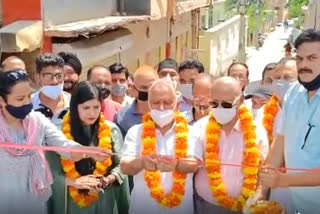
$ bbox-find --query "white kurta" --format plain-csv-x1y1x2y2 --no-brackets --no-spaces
122,123,202,214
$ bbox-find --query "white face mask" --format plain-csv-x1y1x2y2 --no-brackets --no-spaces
150,109,175,128
212,108,237,125
40,83,64,100
273,80,296,100
178,83,193,100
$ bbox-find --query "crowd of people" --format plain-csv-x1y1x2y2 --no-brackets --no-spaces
0,28,320,214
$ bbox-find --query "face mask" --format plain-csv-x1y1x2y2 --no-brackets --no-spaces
111,83,127,97
137,90,148,101
97,85,111,99
150,109,175,128
178,83,193,100
298,74,320,91
6,103,33,119
273,80,295,100
41,83,64,100
212,108,237,125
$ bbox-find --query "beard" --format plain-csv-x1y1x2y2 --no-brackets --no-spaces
63,80,77,93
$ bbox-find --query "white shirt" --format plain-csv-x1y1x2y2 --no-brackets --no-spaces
255,105,283,136
177,95,193,123
122,123,202,214
193,116,269,205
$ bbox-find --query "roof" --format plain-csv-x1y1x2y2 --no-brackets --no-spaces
45,16,151,38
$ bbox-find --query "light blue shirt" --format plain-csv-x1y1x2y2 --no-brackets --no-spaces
281,82,320,213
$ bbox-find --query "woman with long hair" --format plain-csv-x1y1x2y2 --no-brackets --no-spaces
47,81,129,214
0,69,109,214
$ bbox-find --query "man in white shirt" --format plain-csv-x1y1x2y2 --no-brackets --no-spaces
120,78,202,214
194,77,269,214
32,53,70,129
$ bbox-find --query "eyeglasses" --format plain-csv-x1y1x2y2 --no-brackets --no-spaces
7,69,28,80
42,72,64,81
209,96,241,109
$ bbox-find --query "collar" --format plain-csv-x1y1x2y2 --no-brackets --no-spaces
155,121,176,136
127,100,140,115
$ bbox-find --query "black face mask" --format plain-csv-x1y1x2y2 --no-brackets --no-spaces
137,90,148,101
97,86,111,99
6,103,33,119
298,74,320,91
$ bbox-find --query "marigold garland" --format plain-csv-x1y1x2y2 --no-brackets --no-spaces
263,95,279,145
205,104,260,211
61,112,112,208
142,112,188,208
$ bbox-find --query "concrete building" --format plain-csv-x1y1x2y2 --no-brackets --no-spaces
302,0,320,31
0,0,211,80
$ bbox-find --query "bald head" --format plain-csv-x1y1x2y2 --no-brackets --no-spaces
134,65,158,92
2,56,26,72
273,58,297,82
148,78,176,111
212,76,242,103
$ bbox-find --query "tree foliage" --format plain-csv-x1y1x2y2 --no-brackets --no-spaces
288,0,309,18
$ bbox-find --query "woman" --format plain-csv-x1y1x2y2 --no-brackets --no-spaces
0,69,109,214
47,81,129,214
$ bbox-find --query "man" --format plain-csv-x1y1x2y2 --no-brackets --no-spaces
261,63,277,85
245,86,273,118
250,29,320,214
120,78,201,214
191,73,214,124
227,62,249,91
32,53,69,128
177,59,204,123
114,65,158,137
158,58,179,89
87,65,122,122
58,52,82,94
109,63,134,106
127,73,136,98
194,77,269,214
272,57,298,83
1,56,26,72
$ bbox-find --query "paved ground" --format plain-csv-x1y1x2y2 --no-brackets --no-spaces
246,24,298,82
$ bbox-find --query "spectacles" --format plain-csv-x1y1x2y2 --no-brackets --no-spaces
7,69,28,80
42,72,64,81
209,96,241,109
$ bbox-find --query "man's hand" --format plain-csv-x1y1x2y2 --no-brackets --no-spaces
157,155,178,172
142,154,158,171
243,186,268,213
259,166,288,188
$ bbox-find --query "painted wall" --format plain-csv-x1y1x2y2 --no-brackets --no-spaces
42,0,117,27
199,15,241,76
53,12,193,78
303,0,320,31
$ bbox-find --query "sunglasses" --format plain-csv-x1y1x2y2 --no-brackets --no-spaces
7,69,28,80
209,96,241,109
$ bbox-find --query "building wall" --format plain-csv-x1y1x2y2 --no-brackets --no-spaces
42,0,117,27
53,12,193,78
198,15,241,76
303,0,320,31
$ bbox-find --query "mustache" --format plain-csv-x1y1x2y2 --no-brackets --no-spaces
298,68,313,74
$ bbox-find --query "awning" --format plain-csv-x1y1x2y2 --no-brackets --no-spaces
0,20,43,52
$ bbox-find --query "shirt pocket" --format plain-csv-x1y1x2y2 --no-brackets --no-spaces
302,125,320,159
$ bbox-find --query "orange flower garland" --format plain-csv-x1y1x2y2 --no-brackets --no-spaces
142,112,188,208
61,112,112,208
205,104,260,211
263,95,279,145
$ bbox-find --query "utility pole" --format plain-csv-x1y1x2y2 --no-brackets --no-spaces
238,0,247,63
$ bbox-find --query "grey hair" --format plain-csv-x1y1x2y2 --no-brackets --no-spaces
148,77,177,107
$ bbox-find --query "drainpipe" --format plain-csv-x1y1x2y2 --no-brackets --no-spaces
118,0,125,15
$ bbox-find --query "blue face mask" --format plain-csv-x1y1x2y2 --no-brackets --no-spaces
6,103,33,119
